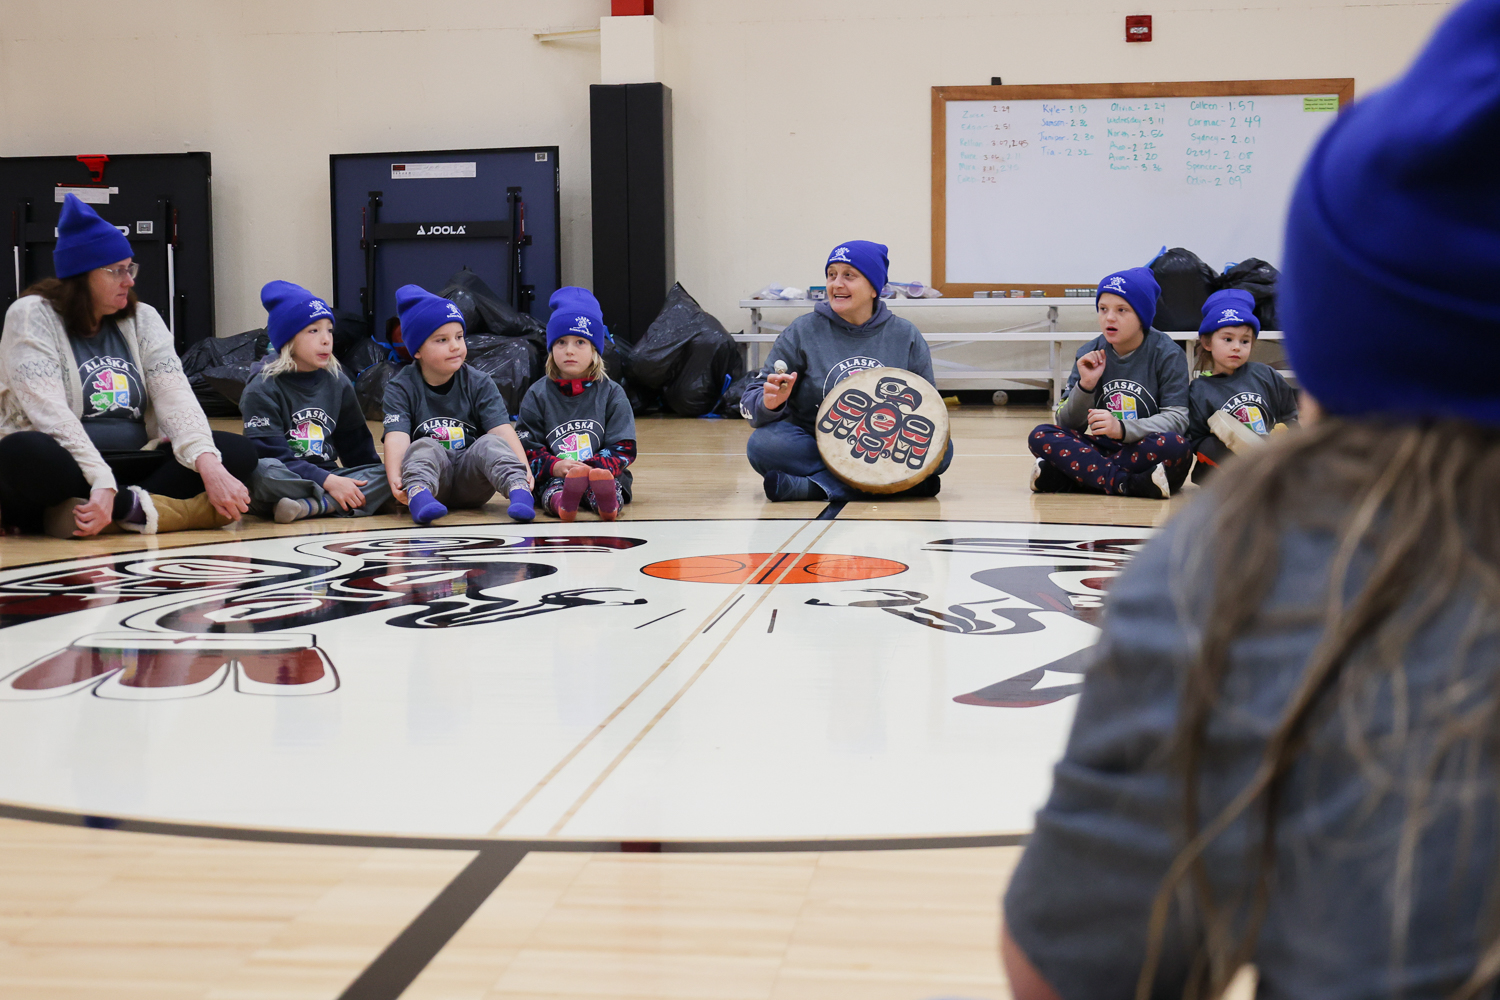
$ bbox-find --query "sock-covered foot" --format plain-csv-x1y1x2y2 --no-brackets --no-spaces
1030,459,1076,494
762,471,827,503
507,485,535,521
1122,465,1169,500
587,468,620,522
407,488,448,524
116,487,149,526
557,467,590,523
273,496,330,524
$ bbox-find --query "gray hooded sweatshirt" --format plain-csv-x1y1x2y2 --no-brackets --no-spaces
741,301,936,430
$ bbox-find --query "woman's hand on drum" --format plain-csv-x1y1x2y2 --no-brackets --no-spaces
197,453,251,522
1086,408,1124,440
72,487,116,537
762,372,798,410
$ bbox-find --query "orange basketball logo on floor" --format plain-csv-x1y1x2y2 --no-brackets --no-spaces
641,552,907,585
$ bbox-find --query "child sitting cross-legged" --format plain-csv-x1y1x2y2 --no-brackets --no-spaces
241,281,394,523
380,284,534,525
517,287,636,522
1028,267,1193,499
1186,288,1299,484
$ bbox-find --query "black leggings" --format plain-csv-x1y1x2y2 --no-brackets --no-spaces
0,430,259,533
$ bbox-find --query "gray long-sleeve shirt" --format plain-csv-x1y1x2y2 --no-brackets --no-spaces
1055,329,1190,443
741,301,936,430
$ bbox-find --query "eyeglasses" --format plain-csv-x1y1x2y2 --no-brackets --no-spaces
99,263,139,281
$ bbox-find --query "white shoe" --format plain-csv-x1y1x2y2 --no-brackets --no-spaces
1150,463,1171,499
1029,458,1045,493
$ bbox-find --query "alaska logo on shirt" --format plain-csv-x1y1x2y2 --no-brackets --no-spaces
824,356,883,392
1097,379,1156,421
549,419,603,462
87,367,132,414
1224,391,1269,435
288,407,335,457
417,417,470,450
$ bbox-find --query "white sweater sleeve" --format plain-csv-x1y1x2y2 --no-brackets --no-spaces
133,305,220,469
0,297,117,491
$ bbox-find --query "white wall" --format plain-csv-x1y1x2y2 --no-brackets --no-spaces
1,0,1454,340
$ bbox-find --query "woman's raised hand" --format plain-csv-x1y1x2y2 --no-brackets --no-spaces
762,372,798,410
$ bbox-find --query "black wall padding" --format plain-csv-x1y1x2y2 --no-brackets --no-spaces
590,83,674,344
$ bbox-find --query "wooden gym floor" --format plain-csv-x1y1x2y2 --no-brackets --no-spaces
0,405,1187,1000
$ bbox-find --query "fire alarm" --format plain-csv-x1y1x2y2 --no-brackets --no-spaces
1126,15,1152,42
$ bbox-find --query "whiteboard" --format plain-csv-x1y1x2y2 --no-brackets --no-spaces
941,91,1342,284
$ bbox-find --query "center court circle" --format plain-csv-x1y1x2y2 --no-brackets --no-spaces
640,552,908,585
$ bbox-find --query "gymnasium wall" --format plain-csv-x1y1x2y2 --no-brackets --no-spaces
0,0,1454,340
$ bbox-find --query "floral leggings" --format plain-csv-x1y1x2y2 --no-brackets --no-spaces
1028,424,1193,495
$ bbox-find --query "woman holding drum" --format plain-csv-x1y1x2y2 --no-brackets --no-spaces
743,240,954,502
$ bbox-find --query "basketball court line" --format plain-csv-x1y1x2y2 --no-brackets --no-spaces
486,522,818,836
545,519,840,835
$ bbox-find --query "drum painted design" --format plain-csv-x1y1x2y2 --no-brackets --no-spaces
815,367,950,494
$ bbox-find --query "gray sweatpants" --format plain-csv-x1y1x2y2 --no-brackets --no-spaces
402,435,528,509
250,458,394,518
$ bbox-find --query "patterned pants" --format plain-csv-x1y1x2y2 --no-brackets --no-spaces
1027,425,1192,495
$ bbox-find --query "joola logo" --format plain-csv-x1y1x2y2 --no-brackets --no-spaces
1220,308,1242,321
415,225,467,236
830,246,853,263
1103,276,1127,292
570,316,591,335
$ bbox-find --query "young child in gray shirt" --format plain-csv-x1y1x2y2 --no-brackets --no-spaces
380,285,533,525
242,281,392,523
518,287,635,521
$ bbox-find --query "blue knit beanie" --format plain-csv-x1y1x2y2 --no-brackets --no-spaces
261,280,335,351
396,284,466,356
1282,0,1500,424
1199,288,1261,336
826,241,889,296
546,286,609,352
1095,267,1160,332
53,194,134,279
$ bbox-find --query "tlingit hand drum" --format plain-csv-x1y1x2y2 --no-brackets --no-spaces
815,367,950,494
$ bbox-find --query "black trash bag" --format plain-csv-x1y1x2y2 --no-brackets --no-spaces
1215,258,1281,332
466,334,543,416
341,335,390,375
201,365,256,408
621,283,744,416
714,371,754,419
600,337,623,383
332,309,370,360
1148,248,1216,332
662,333,744,417
354,360,404,422
180,328,270,417
439,267,546,347
623,378,665,416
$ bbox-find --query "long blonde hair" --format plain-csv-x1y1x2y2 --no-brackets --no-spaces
260,341,342,380
1139,419,1500,999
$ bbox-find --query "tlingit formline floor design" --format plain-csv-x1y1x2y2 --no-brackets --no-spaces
0,406,1194,1000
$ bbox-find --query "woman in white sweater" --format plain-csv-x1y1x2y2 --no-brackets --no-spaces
0,194,254,536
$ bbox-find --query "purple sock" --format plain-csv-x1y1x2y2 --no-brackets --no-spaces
407,488,448,524
507,486,535,521
113,487,147,525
